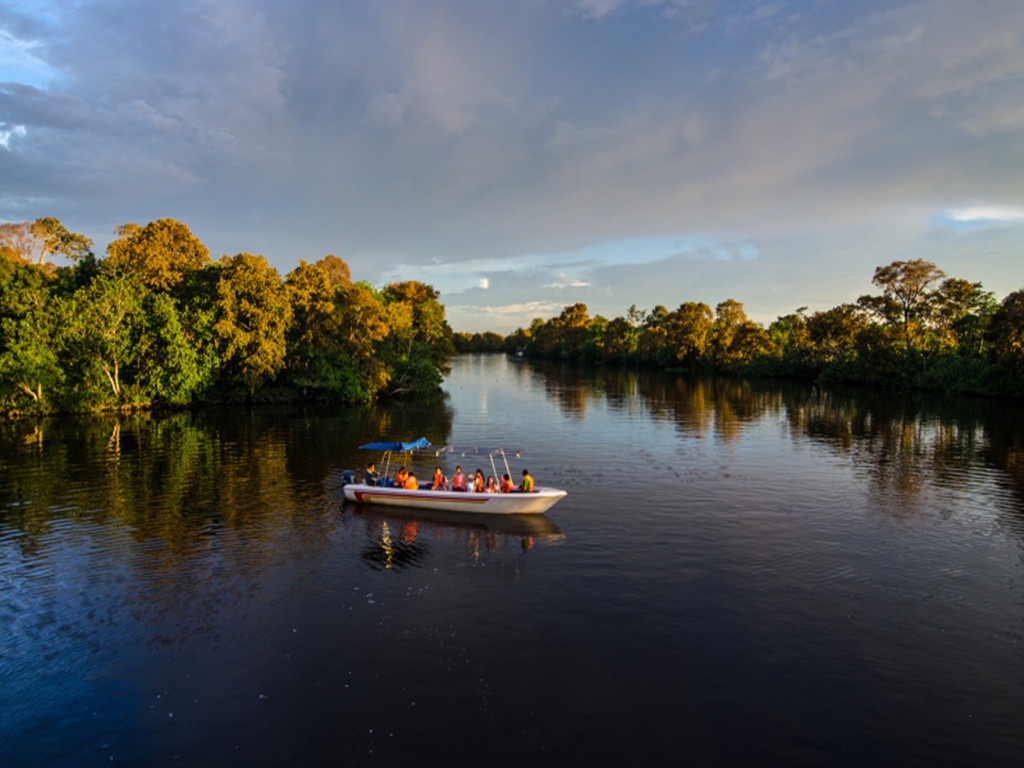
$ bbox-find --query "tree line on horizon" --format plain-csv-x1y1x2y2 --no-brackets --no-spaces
0,217,455,415
456,259,1024,397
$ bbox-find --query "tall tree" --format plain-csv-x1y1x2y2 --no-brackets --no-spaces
806,304,868,364
0,261,64,405
710,299,748,366
932,278,996,354
64,270,148,402
315,255,352,288
0,218,92,267
107,218,210,294
661,301,714,368
213,253,292,396
858,259,946,353
987,289,1024,390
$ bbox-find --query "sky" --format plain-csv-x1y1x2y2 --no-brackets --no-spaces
1,0,1022,332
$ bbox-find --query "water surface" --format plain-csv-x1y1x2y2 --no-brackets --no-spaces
2,355,1023,766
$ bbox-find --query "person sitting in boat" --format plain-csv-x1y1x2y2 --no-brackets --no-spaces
519,469,534,493
395,467,408,486
451,465,467,492
403,472,418,490
432,466,446,490
486,475,498,493
474,469,486,492
364,462,380,487
500,474,513,493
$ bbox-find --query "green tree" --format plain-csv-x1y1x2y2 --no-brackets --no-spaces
858,259,946,354
213,253,292,397
710,299,748,367
987,290,1024,391
132,292,209,405
63,270,148,403
932,278,996,354
333,282,391,399
533,303,591,359
378,281,455,392
806,304,869,365
660,302,713,368
0,261,64,406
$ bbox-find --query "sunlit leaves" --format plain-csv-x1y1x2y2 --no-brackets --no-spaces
107,218,210,294
213,253,292,396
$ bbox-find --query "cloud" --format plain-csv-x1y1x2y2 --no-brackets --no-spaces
2,0,1023,329
478,277,490,289
0,121,26,148
545,274,592,289
0,26,58,89
946,206,1024,223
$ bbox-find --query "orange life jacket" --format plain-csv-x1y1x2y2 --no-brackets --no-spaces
452,472,466,491
500,478,513,493
433,470,445,489
404,476,418,490
520,474,534,493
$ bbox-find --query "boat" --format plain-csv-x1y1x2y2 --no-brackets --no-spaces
341,439,567,515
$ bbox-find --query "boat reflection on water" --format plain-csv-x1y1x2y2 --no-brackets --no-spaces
350,504,564,571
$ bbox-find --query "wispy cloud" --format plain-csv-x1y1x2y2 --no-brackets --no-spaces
946,206,1024,223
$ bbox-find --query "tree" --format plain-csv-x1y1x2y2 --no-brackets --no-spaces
533,303,591,359
987,290,1024,390
0,218,92,267
375,281,455,393
660,302,713,368
315,255,352,288
213,253,292,396
332,282,390,399
107,218,210,293
710,299,748,366
63,270,148,402
131,292,209,405
0,261,64,405
806,304,868,364
858,259,946,353
767,310,811,371
932,278,996,354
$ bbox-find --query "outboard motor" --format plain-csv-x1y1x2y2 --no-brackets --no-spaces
340,470,357,487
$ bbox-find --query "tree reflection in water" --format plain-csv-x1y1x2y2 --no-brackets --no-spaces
525,358,1024,527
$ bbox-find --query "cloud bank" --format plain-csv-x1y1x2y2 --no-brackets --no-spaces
1,0,1022,329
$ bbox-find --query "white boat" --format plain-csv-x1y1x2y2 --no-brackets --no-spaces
341,439,567,516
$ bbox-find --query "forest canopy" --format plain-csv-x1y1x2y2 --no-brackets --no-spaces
489,259,1024,398
0,217,455,414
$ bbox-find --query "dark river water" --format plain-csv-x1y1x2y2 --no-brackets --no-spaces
3,354,1024,767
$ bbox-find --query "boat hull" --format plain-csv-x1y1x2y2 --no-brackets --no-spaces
342,483,566,515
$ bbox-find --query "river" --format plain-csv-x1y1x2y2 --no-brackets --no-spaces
2,354,1023,766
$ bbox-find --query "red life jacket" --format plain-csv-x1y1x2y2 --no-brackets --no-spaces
433,470,445,489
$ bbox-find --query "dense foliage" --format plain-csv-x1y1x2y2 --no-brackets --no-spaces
500,259,1024,398
0,218,454,414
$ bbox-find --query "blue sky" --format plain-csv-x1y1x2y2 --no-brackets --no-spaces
1,0,1022,331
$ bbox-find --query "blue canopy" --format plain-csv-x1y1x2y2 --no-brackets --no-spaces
358,437,431,452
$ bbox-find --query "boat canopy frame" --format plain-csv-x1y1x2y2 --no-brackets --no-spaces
358,439,526,485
